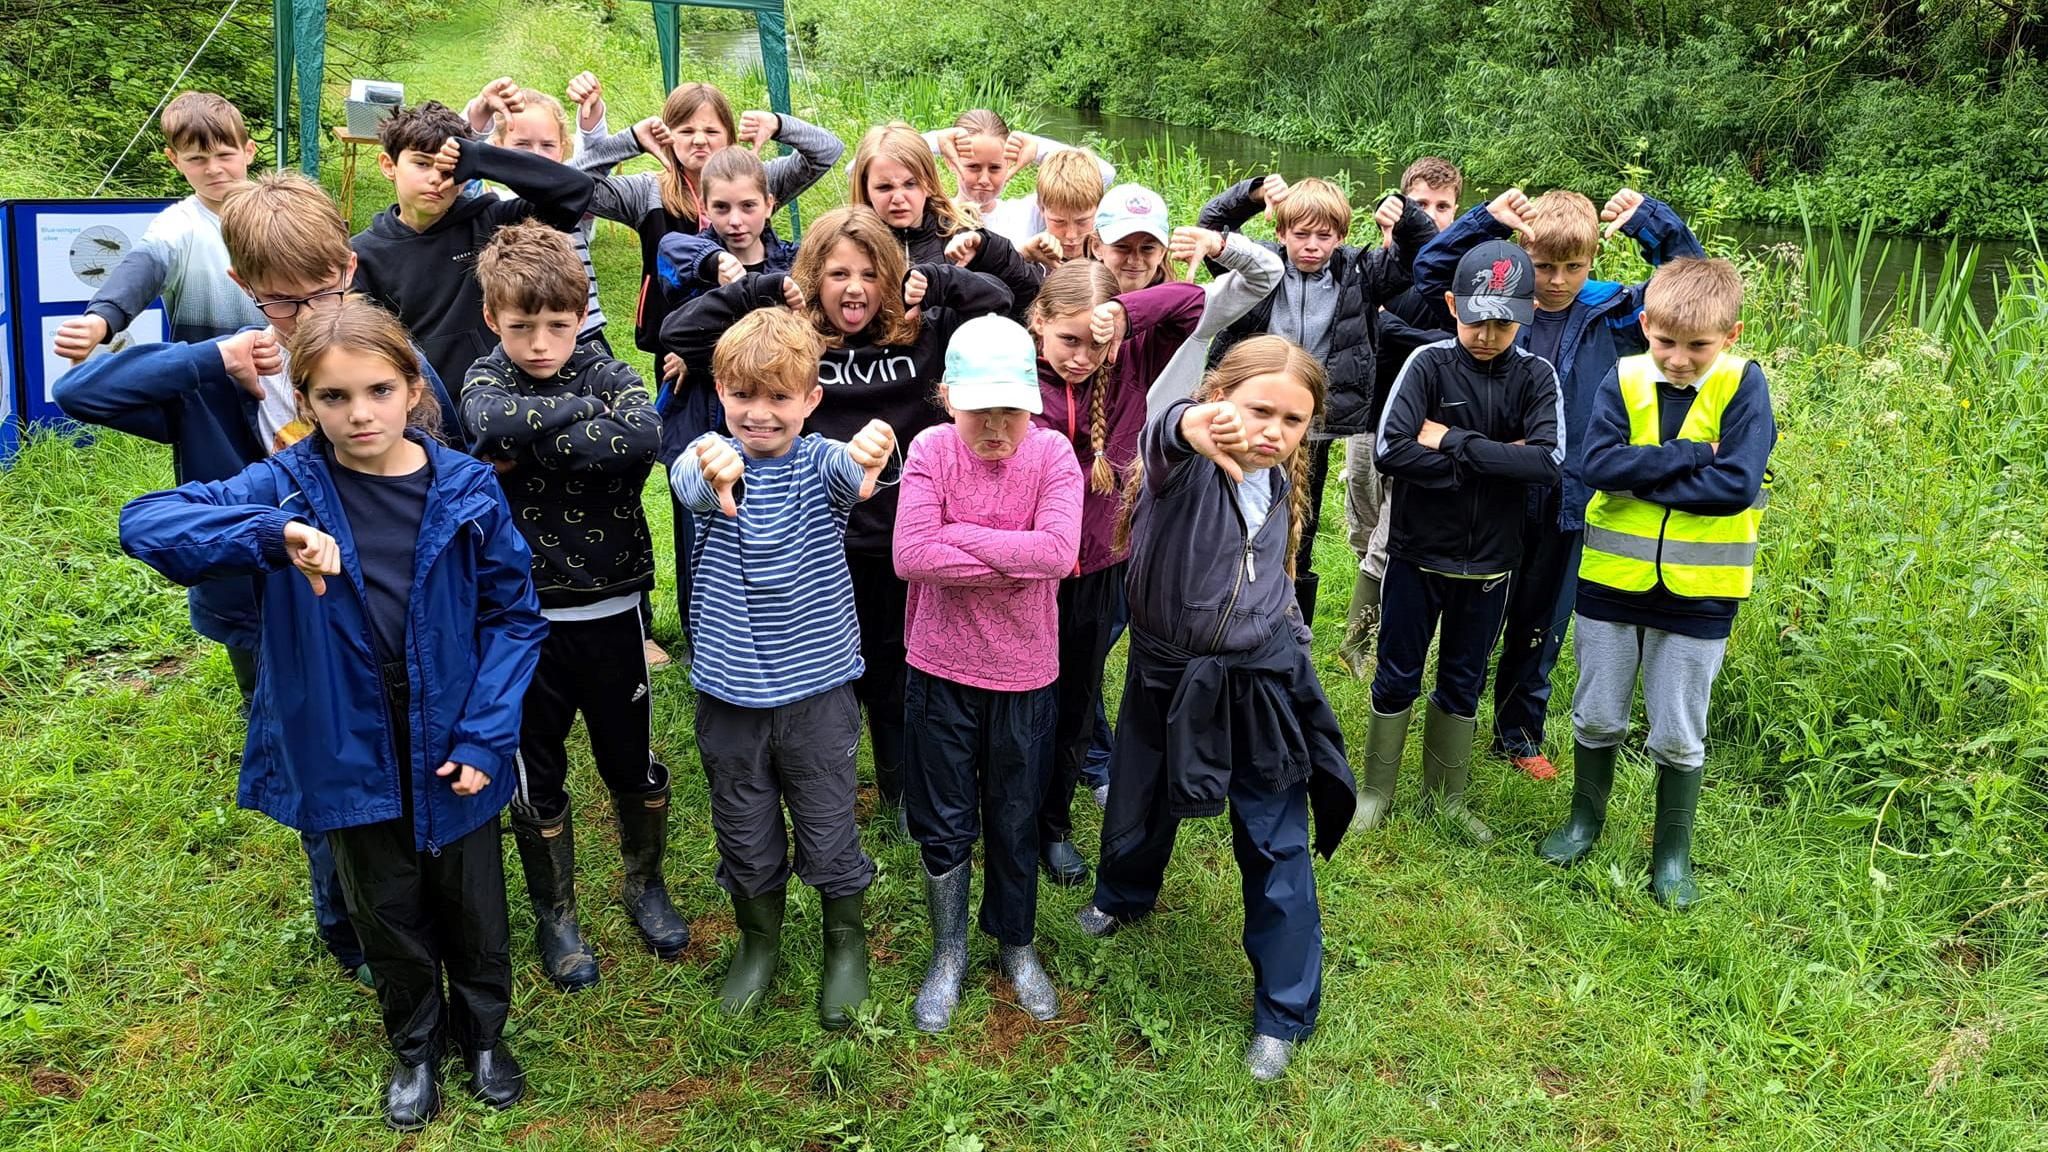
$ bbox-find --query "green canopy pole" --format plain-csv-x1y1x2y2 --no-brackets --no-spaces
294,0,328,176
753,6,799,238
273,0,294,171
655,2,681,92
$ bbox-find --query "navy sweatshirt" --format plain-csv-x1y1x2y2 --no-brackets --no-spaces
351,139,594,395
1576,358,1777,639
1375,339,1564,575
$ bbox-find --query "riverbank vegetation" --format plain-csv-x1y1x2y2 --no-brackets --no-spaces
1,1,2044,1148
793,0,2048,238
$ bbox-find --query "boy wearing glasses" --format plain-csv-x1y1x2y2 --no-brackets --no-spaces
52,172,455,988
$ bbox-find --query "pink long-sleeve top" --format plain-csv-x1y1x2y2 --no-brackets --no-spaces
893,423,1085,691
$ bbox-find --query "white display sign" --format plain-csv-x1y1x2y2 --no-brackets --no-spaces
34,211,164,302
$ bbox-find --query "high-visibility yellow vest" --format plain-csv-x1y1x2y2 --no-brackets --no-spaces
1580,353,1767,600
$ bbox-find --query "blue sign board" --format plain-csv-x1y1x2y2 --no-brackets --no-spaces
1,198,176,462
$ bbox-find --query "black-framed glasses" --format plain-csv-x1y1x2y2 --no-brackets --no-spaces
253,287,348,320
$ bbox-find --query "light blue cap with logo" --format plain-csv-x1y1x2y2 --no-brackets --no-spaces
943,315,1043,414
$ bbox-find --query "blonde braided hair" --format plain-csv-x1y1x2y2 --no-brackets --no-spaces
1030,261,1124,494
1111,335,1326,574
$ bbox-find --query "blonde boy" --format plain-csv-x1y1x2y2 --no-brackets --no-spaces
53,92,264,361
1412,178,1703,779
1539,257,1775,908
1018,148,1112,267
670,308,894,1028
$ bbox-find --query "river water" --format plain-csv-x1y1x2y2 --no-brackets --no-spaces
697,30,2031,315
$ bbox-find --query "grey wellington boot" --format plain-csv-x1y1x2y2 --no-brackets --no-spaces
912,863,971,1032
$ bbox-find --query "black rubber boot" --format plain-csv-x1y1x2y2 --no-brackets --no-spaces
1538,742,1618,866
874,757,909,840
509,806,600,991
614,780,690,960
1039,839,1090,887
1650,761,1704,909
1293,569,1321,626
818,891,870,1030
719,887,785,1015
464,1044,525,1110
1418,701,1494,845
385,1055,440,1131
1352,703,1409,833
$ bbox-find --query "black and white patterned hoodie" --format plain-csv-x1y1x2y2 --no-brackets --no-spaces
460,342,661,608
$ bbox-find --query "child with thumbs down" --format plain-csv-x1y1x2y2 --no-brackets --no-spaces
458,221,681,993
57,171,457,993
119,296,547,1129
668,306,896,1029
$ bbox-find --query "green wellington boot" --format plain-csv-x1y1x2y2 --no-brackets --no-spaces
1334,571,1382,679
1351,703,1410,833
1418,701,1494,845
719,887,786,1014
1649,762,1704,909
1537,742,1619,866
818,891,871,1030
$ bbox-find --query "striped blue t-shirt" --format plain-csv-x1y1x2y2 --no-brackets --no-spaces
671,433,866,708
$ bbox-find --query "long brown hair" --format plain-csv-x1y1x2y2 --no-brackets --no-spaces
850,122,971,237
287,296,443,442
1112,335,1326,577
1030,260,1123,495
790,206,919,347
658,83,737,221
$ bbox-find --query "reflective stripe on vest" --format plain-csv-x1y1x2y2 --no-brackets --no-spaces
1579,353,1765,600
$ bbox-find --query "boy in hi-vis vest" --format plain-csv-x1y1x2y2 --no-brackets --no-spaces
1539,257,1777,908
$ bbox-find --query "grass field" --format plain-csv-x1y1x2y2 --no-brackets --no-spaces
1,2,2044,1148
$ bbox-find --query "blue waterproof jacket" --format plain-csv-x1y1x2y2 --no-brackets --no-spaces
54,333,458,648
1412,197,1702,529
119,432,547,851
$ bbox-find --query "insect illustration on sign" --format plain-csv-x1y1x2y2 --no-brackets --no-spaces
70,224,131,286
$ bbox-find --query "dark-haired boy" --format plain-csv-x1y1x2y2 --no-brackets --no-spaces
351,100,595,394
1412,184,1701,780
459,223,676,990
1335,156,1465,673
1362,241,1563,843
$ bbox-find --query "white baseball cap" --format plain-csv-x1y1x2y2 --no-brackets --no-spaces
1095,184,1169,245
942,316,1043,414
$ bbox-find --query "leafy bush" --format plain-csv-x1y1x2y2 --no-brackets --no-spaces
788,0,2048,236
0,0,447,199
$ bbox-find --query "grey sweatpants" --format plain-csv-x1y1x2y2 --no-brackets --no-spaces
1340,434,1384,569
1570,614,1727,770
694,683,876,900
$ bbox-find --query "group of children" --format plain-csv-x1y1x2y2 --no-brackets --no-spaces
53,74,1775,1126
